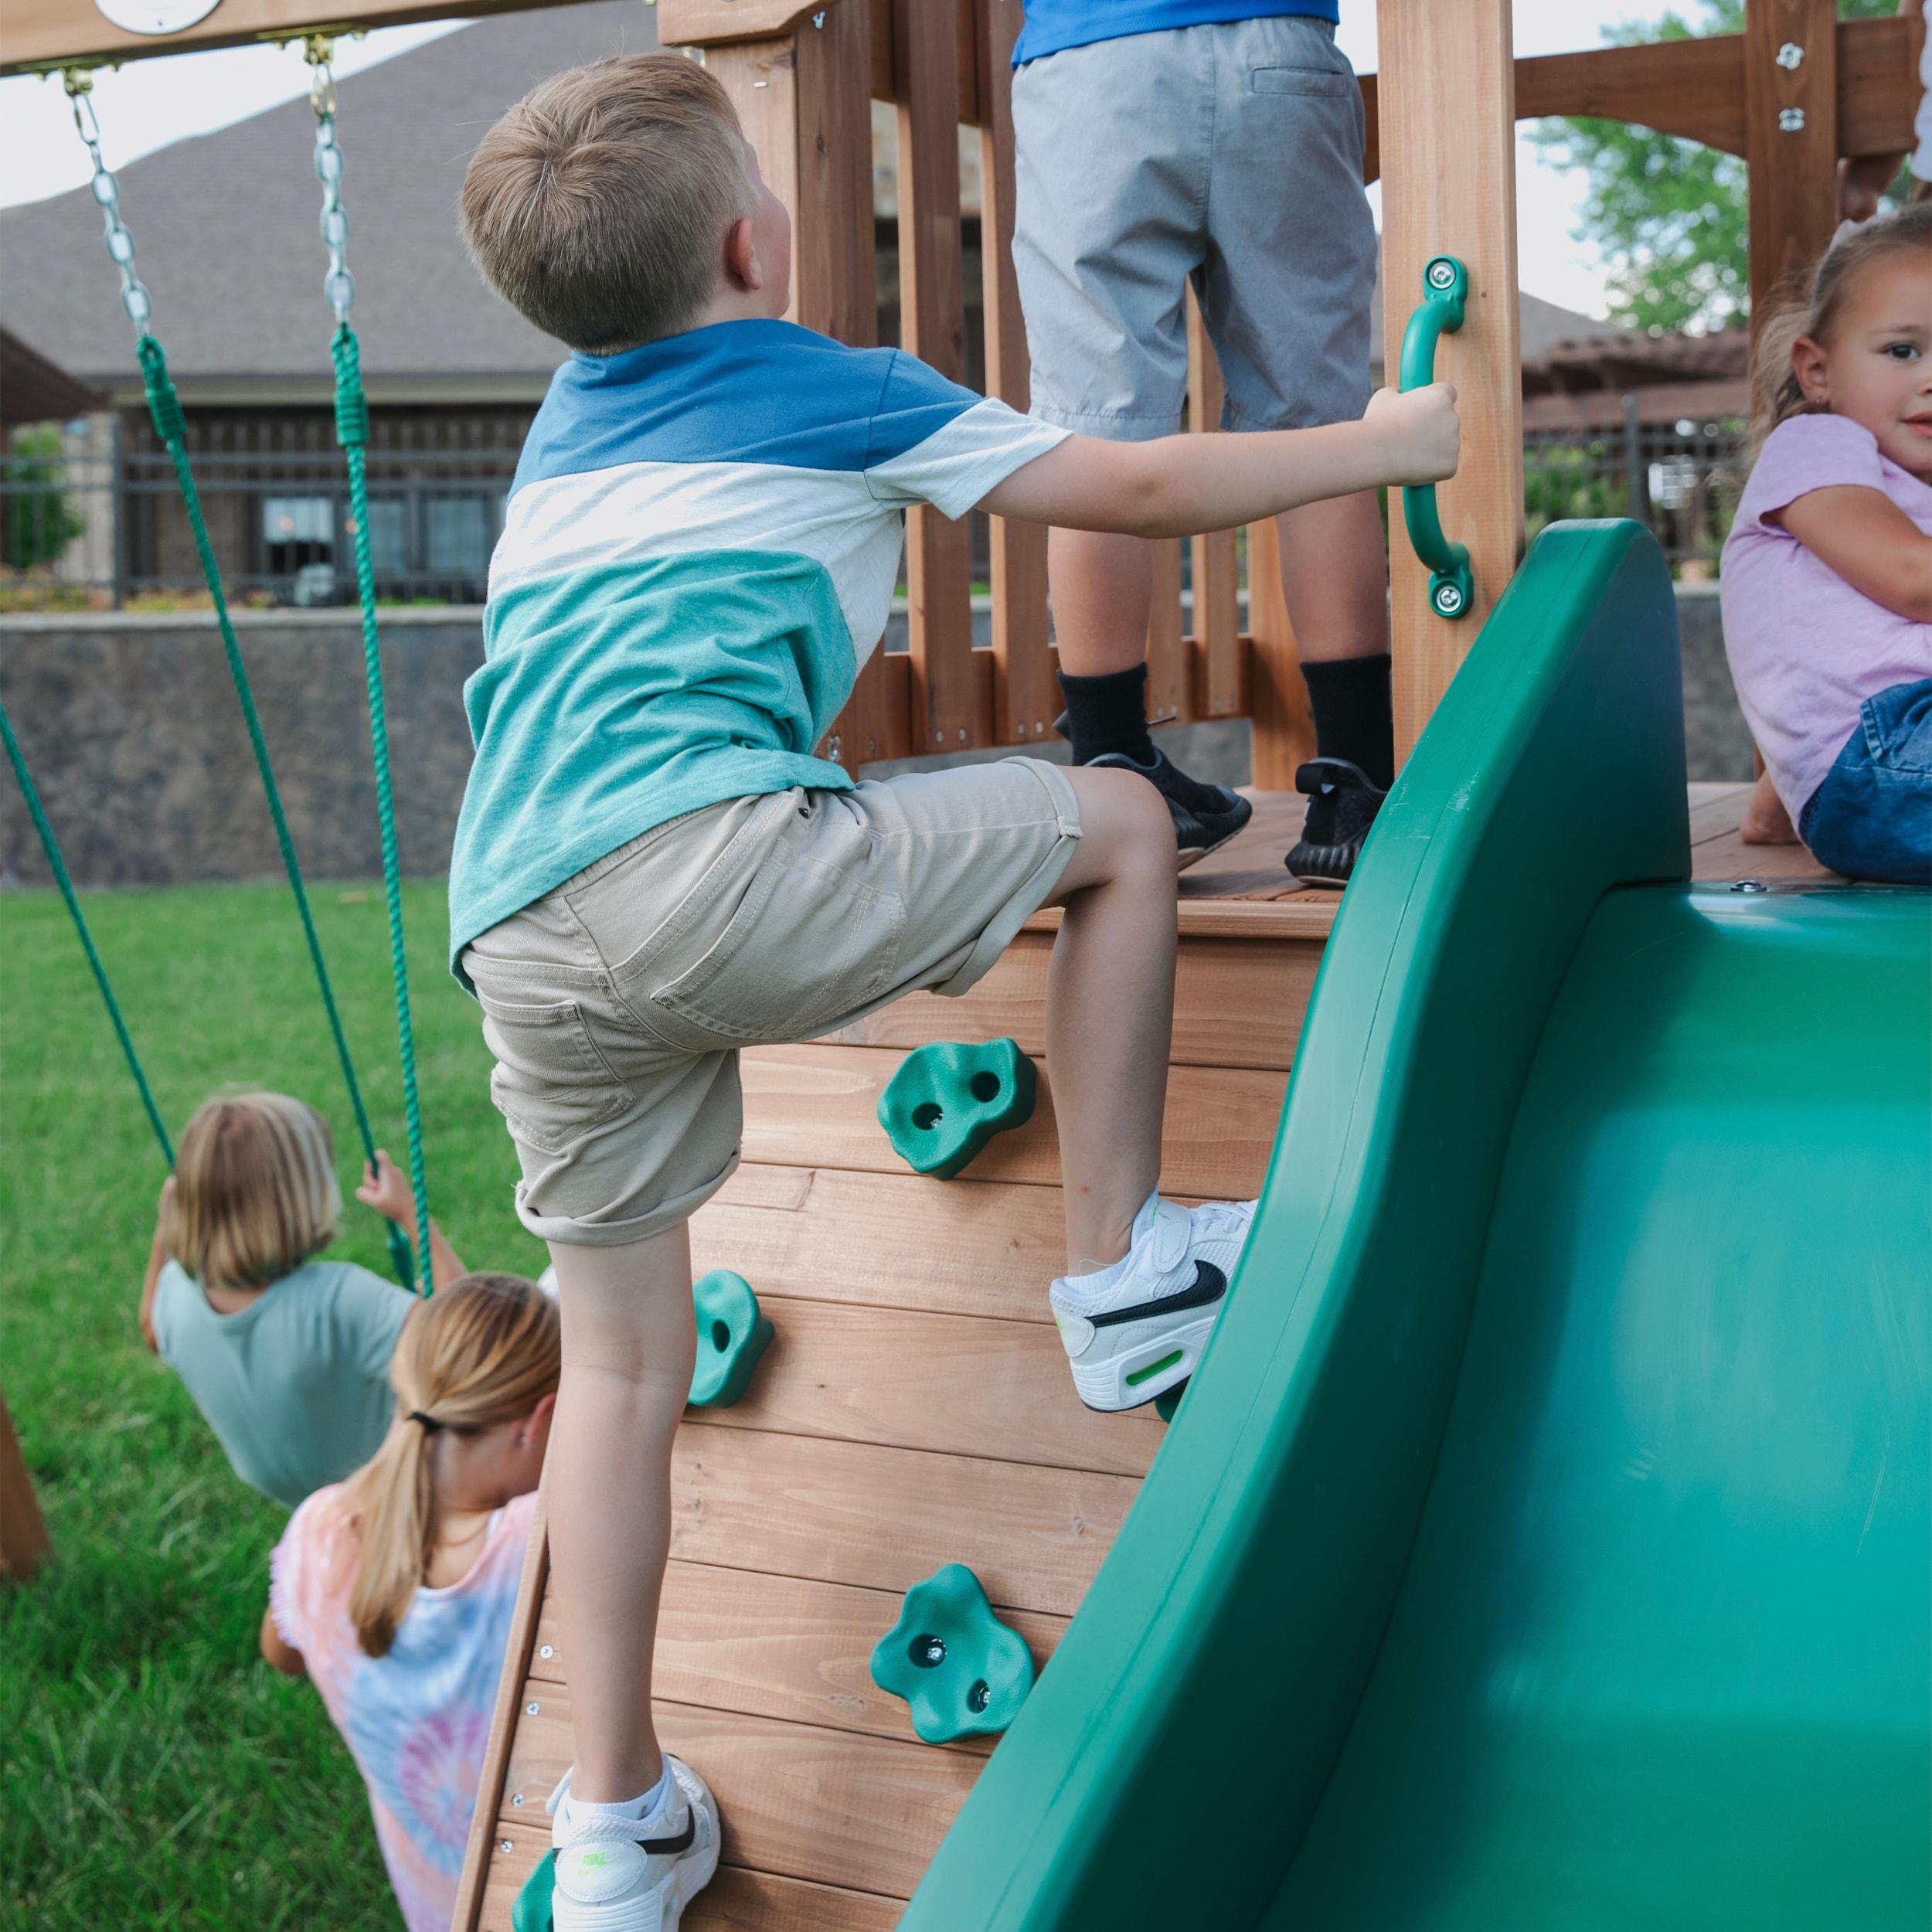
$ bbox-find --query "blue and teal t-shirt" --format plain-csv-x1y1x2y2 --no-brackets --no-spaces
1013,2,1340,65
448,319,1066,971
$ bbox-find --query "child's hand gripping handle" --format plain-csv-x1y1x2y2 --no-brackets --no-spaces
1399,254,1475,621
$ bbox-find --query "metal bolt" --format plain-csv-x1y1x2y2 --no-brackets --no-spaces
1775,40,1804,69
1427,258,1457,291
1434,582,1466,617
499,1840,513,1855
1778,107,1805,132
812,8,826,23
526,1700,540,1715
827,733,842,762
512,1793,526,1807
538,1645,554,1660
1731,879,1768,894
957,729,966,742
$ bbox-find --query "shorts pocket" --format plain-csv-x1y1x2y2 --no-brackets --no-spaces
476,991,631,1156
647,835,906,1046
1251,65,1355,97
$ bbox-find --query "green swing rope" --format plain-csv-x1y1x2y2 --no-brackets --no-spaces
0,699,174,1166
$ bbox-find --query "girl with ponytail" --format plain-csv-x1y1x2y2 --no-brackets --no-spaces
260,1271,560,1932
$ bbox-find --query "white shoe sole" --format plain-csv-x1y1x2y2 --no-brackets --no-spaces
1066,1311,1219,1413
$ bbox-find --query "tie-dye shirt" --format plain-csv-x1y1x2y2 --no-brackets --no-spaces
270,1485,537,1931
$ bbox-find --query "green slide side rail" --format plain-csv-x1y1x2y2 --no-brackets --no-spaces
899,519,1690,1931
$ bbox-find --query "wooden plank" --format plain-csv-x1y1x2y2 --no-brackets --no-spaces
661,0,831,43
978,0,1056,753
503,1700,980,1900
1185,291,1243,722
1025,893,1339,944
709,36,804,321
1513,36,1748,155
526,1560,1070,1752
1379,0,1522,760
1747,0,1838,342
835,927,1322,1070
1243,514,1316,791
740,1044,1286,1200
1838,15,1927,159
687,1294,1167,1476
477,1818,907,1932
894,0,980,753
692,1165,1073,1323
454,1488,549,1930
1145,538,1190,730
792,0,878,346
668,1427,1140,1616
0,1389,49,1583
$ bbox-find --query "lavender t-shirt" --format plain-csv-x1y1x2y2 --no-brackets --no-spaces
1721,415,1932,823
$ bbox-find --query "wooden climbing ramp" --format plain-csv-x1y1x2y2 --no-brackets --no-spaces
453,783,1800,1929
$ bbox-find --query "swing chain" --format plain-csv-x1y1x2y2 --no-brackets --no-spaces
303,38,355,325
62,70,153,335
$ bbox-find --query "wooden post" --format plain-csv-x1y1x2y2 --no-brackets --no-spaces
0,1389,50,1583
1378,0,1522,761
894,0,980,755
1745,0,1839,339
978,0,1055,750
1246,518,1316,790
1185,293,1243,723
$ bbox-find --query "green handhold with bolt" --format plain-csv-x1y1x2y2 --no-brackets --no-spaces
1398,252,1476,621
872,1563,1036,1745
687,1269,774,1407
511,1850,555,1932
876,1038,1037,1179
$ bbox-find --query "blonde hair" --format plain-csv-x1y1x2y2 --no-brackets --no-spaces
1750,202,1932,460
460,53,753,354
172,1091,340,1292
340,1273,560,1658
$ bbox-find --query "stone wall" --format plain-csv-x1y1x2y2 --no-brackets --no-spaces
0,590,1753,889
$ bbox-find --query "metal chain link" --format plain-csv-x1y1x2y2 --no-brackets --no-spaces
63,71,153,336
304,37,355,325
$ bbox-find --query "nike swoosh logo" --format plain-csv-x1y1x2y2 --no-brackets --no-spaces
1089,1260,1227,1330
641,1813,698,1856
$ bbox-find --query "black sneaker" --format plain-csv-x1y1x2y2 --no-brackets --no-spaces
1286,758,1386,886
1085,747,1253,870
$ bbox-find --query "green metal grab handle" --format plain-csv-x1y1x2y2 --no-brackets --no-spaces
1399,254,1475,621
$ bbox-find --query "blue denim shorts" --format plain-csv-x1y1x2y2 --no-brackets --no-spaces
1799,678,1932,886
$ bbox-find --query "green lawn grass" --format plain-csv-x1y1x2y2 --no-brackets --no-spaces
2,876,546,1929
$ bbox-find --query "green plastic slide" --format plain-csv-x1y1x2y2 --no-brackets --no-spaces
900,520,1931,1930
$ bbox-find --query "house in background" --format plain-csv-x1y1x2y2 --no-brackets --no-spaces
2,1,1631,608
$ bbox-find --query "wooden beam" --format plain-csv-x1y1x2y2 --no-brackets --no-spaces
658,0,832,43
1184,293,1243,723
1746,0,1838,337
1379,0,1523,760
1243,515,1316,791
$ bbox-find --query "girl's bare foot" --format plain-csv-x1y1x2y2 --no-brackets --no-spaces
1740,772,1799,846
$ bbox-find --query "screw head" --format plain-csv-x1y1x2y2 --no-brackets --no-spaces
1775,39,1804,68
526,1700,540,1716
1427,258,1456,291
538,1645,554,1660
1778,106,1806,132
512,1793,525,1807
498,1839,513,1855
1433,582,1466,617
1731,879,1768,894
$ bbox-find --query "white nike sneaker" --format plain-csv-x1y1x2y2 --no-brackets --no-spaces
1049,1194,1253,1412
549,1757,721,1932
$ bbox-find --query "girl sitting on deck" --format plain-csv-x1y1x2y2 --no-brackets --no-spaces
1721,204,1932,885
140,1090,467,1508
260,1271,558,1932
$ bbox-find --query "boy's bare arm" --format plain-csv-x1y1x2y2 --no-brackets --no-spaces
979,383,1461,538
1776,485,1932,625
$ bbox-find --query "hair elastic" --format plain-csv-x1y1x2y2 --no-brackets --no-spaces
407,1410,443,1434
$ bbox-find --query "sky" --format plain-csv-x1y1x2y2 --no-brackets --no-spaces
0,0,1683,319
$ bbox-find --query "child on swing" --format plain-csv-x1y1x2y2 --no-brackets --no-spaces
261,1270,558,1932
140,1090,466,1508
1722,205,1932,885
455,53,1457,1927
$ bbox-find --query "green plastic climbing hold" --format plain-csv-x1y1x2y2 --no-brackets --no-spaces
871,1563,1036,1744
876,1039,1036,1179
512,1850,554,1932
688,1270,774,1407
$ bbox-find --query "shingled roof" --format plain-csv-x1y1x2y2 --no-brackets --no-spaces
0,2,655,406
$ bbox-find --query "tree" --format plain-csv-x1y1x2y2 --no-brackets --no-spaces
1532,0,1900,335
2,426,86,573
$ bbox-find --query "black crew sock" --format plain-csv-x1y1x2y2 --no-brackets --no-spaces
1057,664,1155,767
1301,653,1394,792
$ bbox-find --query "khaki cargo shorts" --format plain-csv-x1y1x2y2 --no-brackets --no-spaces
462,757,1081,1247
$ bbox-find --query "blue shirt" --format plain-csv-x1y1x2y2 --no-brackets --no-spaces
448,320,1065,973
1013,2,1339,65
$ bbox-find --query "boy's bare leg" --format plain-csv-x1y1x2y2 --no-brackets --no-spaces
1043,764,1180,1274
1274,490,1389,665
1047,527,1155,677
1741,770,1800,845
545,1223,697,1801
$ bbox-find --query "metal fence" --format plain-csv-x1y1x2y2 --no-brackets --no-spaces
4,401,1747,612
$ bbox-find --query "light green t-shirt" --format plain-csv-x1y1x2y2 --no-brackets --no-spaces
152,1257,414,1509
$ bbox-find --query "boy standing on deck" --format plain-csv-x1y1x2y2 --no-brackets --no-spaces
456,54,1455,1930
1010,2,1392,883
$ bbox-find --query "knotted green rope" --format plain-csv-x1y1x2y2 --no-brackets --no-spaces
136,333,416,1291
331,323,432,1291
1,699,173,1166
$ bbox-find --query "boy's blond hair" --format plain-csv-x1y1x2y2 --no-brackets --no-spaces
460,53,752,354
172,1091,341,1292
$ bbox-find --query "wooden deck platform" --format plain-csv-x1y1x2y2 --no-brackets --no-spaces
454,781,1835,1930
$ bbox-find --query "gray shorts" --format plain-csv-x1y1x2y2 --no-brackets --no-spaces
461,759,1081,1247
1011,15,1375,440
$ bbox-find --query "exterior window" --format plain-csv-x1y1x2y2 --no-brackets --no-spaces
356,497,410,581
424,495,491,586
262,495,334,576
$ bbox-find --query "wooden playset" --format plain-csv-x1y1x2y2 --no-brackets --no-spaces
2,3,1925,1928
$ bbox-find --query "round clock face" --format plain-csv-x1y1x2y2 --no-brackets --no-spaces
94,0,223,34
